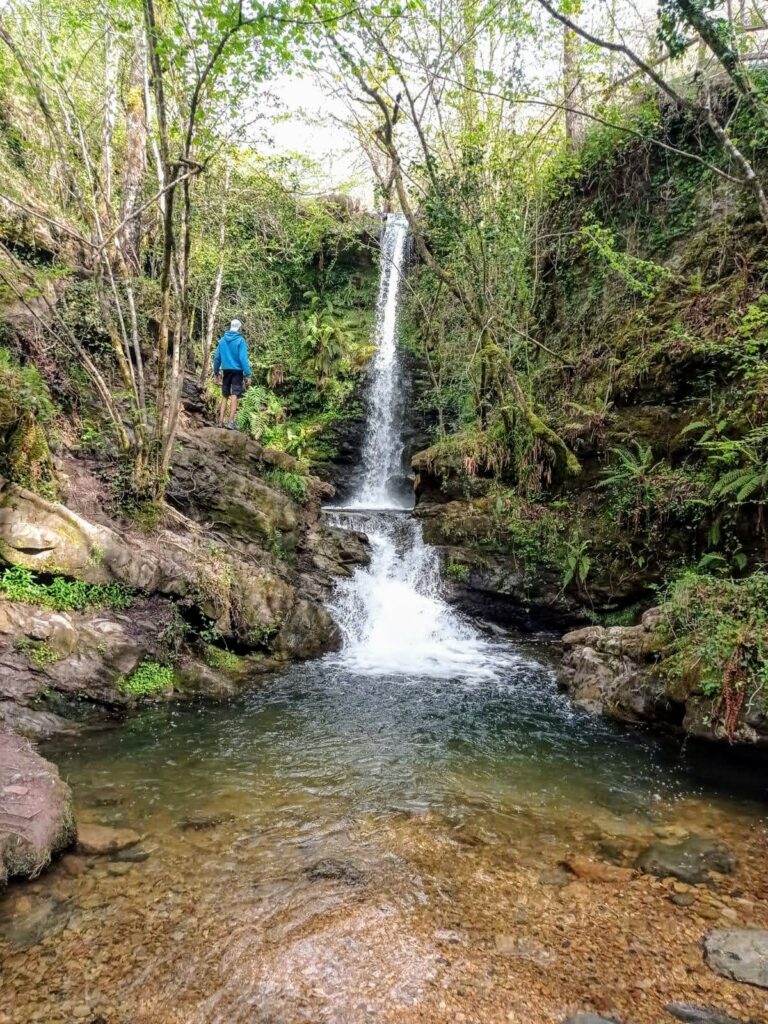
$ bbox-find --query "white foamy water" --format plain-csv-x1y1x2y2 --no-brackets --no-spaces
327,215,519,681
327,512,511,678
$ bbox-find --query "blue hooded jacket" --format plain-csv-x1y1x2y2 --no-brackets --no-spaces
213,330,252,377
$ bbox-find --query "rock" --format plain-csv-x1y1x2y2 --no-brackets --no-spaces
1,895,70,950
635,836,736,884
0,477,183,592
563,857,634,883
666,1003,757,1024
304,858,366,885
703,928,768,988
76,824,141,856
563,1015,619,1024
672,892,696,907
168,428,305,555
0,701,78,740
0,727,74,886
178,813,235,831
106,861,133,876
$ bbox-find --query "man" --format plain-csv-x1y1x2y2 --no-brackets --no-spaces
213,319,252,429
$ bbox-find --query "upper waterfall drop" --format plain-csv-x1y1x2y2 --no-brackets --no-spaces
350,213,411,510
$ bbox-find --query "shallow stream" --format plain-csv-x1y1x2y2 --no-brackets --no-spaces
2,651,767,1024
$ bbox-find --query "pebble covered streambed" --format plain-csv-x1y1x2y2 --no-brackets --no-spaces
1,658,767,1024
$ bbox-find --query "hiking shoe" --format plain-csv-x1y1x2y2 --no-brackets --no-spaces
226,421,237,430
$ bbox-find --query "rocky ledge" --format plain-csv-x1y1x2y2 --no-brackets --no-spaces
560,610,768,746
0,427,370,885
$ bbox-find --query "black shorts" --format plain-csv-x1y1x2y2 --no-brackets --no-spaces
221,369,244,397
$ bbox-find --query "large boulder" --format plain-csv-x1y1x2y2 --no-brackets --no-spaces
560,608,768,744
635,836,736,884
0,477,185,593
704,929,768,989
0,727,74,886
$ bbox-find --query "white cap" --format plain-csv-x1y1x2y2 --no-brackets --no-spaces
231,319,242,332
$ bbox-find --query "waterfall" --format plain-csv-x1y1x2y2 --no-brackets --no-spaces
350,213,410,510
327,215,511,680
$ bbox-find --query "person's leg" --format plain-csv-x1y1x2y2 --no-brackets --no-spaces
226,373,243,428
219,371,231,426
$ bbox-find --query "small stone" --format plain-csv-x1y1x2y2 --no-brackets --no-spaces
72,1006,90,1019
563,1015,619,1024
539,867,571,887
304,858,365,885
77,824,141,855
106,861,133,876
178,813,235,831
113,847,150,863
563,857,634,883
672,893,696,908
60,855,90,877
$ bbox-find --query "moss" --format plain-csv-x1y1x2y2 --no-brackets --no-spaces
202,645,242,671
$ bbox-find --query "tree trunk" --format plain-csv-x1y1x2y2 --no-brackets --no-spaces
118,36,148,277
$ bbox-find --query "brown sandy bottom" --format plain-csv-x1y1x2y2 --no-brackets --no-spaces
1,798,767,1024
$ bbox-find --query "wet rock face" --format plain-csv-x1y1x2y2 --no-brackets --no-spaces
635,836,736,884
0,727,74,886
704,929,768,989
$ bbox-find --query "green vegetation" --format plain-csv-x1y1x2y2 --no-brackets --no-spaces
444,562,470,582
0,347,58,496
117,661,174,698
265,467,309,505
0,565,134,612
661,572,768,738
14,636,60,667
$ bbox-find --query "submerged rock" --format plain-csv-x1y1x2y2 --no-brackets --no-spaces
635,837,736,884
563,1015,620,1024
76,824,141,856
304,858,366,885
703,928,768,989
563,856,634,883
178,813,235,831
666,1003,759,1024
0,727,74,886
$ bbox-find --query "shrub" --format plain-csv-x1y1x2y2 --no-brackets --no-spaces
14,637,60,667
0,565,134,612
117,660,174,697
444,561,470,582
